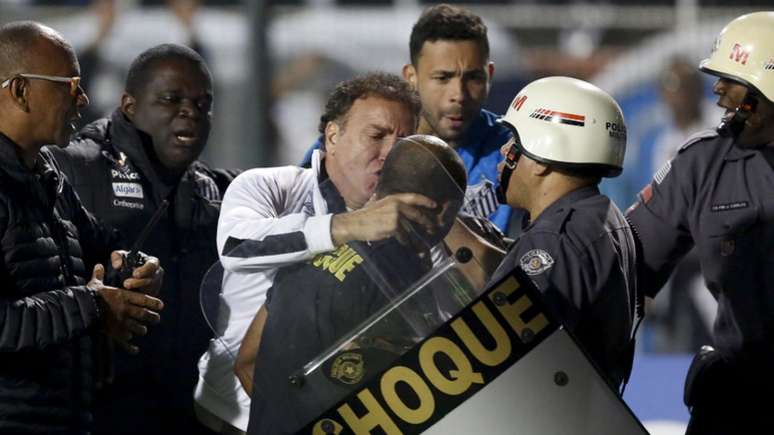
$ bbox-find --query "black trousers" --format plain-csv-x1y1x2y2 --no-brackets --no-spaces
684,347,771,435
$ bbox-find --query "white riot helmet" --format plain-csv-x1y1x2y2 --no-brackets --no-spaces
699,12,774,137
700,12,774,103
500,76,626,178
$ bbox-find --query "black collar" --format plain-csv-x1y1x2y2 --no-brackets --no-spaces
106,110,186,198
528,185,600,229
0,132,62,204
0,131,35,184
318,159,347,214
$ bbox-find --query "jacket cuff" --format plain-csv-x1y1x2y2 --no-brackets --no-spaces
304,214,334,254
78,285,103,329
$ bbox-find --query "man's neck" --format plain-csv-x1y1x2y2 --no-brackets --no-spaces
527,177,588,222
417,118,461,149
0,127,39,169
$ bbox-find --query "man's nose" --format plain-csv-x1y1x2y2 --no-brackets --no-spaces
178,99,201,118
713,78,730,96
449,77,467,103
76,91,89,108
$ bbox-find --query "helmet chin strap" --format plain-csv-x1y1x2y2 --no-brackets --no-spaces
496,142,520,204
717,90,759,139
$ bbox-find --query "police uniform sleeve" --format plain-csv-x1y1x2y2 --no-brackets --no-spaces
218,167,335,272
626,153,696,298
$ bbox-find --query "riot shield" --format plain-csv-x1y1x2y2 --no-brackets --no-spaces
296,267,650,435
201,136,647,435
198,136,488,432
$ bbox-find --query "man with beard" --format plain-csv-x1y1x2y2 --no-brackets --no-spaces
626,12,774,434
0,21,164,435
302,4,516,236
48,44,234,434
244,134,467,435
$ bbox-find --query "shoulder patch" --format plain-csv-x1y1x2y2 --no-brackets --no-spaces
678,129,718,153
519,249,554,276
653,160,672,184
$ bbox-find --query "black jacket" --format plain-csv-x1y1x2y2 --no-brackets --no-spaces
47,110,237,433
0,132,114,434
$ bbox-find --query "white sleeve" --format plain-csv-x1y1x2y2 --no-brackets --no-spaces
216,167,335,272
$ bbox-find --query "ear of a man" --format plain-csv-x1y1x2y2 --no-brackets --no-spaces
8,77,30,112
402,64,417,88
324,121,339,154
533,160,551,177
120,93,136,119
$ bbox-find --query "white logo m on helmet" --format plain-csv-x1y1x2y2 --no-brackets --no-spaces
500,76,627,178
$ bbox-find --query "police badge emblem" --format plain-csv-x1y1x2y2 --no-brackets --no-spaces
519,249,555,275
330,352,365,385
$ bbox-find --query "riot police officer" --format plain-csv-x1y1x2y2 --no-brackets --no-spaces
626,11,774,434
492,77,641,390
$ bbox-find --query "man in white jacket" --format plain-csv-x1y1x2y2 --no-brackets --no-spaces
194,72,439,433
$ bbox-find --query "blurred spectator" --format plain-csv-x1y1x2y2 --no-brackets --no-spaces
77,0,208,125
626,56,717,192
627,57,718,354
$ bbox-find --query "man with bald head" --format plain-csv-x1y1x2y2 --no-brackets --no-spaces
245,134,467,435
0,21,164,434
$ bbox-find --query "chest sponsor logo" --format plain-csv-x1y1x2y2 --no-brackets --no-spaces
112,182,144,199
765,59,774,71
111,169,141,180
519,249,555,276
113,199,144,210
711,201,749,212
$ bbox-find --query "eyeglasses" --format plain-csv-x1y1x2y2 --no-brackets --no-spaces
1,73,84,97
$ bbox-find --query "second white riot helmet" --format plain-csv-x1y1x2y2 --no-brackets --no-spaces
500,76,627,178
699,11,774,103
